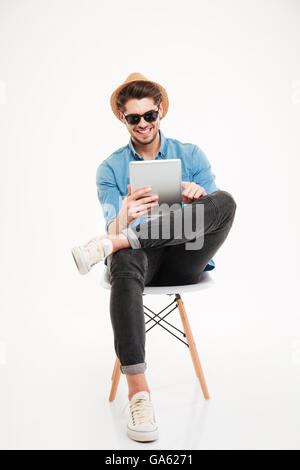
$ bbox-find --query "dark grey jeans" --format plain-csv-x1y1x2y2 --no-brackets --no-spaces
106,190,237,375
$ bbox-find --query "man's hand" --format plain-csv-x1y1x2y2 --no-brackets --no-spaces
117,184,159,231
181,181,206,204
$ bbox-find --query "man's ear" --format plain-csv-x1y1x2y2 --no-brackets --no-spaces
159,102,163,118
118,110,125,123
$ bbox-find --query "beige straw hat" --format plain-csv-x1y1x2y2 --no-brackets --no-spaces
110,72,169,122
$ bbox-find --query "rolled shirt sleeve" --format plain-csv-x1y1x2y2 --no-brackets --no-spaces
96,161,122,233
192,145,220,194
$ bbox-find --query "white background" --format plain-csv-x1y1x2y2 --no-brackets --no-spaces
0,0,300,450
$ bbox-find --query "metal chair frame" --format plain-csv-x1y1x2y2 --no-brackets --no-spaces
109,292,210,401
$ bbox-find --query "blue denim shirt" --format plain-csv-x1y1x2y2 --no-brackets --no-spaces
96,129,220,270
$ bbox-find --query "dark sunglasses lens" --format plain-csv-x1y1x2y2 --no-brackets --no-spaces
126,114,141,125
144,111,159,122
126,115,141,125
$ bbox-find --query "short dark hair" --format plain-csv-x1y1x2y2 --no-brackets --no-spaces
116,81,162,113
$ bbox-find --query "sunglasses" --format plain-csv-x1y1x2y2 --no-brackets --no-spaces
122,106,160,126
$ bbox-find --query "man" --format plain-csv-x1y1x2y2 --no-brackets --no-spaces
71,73,237,443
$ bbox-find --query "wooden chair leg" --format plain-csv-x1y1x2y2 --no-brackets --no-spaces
111,357,119,381
109,357,121,402
175,294,210,400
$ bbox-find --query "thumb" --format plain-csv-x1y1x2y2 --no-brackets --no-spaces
127,184,131,196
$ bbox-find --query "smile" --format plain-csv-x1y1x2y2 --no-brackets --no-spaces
136,128,153,136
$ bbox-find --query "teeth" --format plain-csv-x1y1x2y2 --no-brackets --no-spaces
137,128,151,134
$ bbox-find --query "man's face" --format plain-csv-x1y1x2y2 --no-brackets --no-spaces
119,97,163,146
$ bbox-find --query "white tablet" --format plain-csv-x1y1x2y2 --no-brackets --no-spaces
129,158,182,216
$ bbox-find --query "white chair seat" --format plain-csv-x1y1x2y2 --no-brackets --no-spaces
100,265,214,295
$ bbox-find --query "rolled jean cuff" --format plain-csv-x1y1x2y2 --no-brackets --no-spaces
120,362,147,375
121,227,141,249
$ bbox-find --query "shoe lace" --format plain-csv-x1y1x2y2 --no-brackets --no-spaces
85,237,104,263
128,398,155,426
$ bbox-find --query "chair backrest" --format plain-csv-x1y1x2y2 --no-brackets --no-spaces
100,265,214,295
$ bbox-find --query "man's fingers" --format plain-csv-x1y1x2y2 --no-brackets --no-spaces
130,194,159,209
193,188,206,199
182,187,206,203
137,194,159,204
193,189,203,199
184,184,199,199
182,182,196,196
129,201,158,217
183,184,206,200
132,186,152,200
132,208,153,219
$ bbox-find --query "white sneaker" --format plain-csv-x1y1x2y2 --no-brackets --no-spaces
127,391,159,442
71,237,106,275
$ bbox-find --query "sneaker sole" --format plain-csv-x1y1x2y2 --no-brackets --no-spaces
127,427,159,442
71,246,90,275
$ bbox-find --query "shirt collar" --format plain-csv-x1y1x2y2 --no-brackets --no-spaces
128,129,168,161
